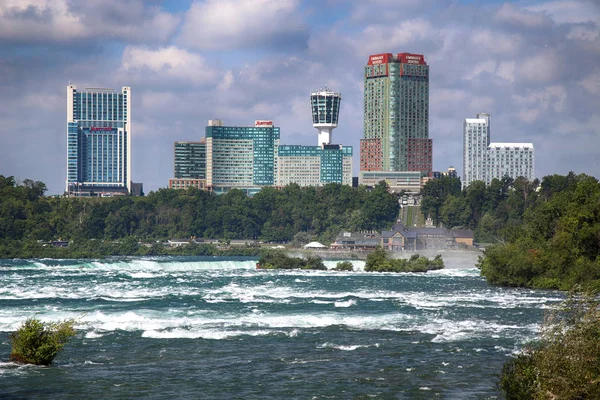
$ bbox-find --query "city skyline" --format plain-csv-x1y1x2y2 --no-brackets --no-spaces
0,0,599,195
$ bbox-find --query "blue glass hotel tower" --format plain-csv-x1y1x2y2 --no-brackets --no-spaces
66,85,131,195
205,120,279,195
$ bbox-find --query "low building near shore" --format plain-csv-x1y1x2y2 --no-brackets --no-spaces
330,231,381,251
332,223,474,252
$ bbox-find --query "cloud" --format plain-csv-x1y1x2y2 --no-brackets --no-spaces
0,0,179,43
119,46,218,86
178,0,308,50
470,30,523,55
579,69,600,94
494,3,552,28
1,0,599,195
355,19,435,55
519,50,562,83
526,0,600,25
513,85,567,122
0,0,85,41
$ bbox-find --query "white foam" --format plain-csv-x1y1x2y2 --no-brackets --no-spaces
334,299,356,308
318,342,380,351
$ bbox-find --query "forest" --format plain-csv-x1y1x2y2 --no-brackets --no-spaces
2,172,599,290
0,176,399,258
418,172,600,290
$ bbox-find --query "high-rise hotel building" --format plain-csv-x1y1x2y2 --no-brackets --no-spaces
206,119,280,195
463,113,535,188
66,85,131,195
361,53,432,182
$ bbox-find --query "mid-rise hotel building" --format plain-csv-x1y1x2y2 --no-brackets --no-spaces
463,113,534,188
66,85,131,196
361,52,432,180
169,139,207,190
277,144,352,187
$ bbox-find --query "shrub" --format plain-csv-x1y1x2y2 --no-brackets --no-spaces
9,317,77,365
334,261,354,271
499,290,600,399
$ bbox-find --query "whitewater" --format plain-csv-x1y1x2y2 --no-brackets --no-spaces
0,253,562,399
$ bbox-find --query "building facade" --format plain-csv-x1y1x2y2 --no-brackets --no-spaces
169,139,207,190
277,144,352,187
463,113,534,188
362,52,431,176
174,140,206,179
66,85,131,195
463,113,490,188
486,142,535,184
205,120,280,195
359,171,422,193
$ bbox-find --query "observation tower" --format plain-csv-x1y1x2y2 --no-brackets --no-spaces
310,86,341,146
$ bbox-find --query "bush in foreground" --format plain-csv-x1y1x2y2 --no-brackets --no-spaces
9,317,77,365
500,290,600,399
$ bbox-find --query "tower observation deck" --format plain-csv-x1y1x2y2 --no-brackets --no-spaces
310,87,341,146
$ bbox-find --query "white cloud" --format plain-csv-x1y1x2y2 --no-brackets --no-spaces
464,60,497,80
469,96,495,113
553,114,600,135
513,85,567,122
178,0,306,50
526,0,600,25
356,19,433,55
0,0,179,43
519,50,562,83
579,70,600,94
494,3,551,27
120,46,218,86
497,61,516,82
470,30,523,55
567,25,600,42
0,0,84,41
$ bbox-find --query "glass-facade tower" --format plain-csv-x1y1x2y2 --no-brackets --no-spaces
66,85,131,195
205,120,280,195
174,141,206,179
362,53,430,174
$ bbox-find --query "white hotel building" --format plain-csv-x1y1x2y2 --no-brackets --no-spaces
463,113,534,188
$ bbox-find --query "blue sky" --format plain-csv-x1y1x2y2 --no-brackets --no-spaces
0,0,599,195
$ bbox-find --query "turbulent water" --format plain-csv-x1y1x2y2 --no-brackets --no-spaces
0,253,563,399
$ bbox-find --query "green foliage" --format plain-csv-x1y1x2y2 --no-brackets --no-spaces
9,317,77,365
0,177,401,258
500,290,600,399
364,247,444,273
420,175,462,224
257,250,327,270
476,173,600,290
333,261,354,271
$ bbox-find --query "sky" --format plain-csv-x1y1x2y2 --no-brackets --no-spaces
0,0,599,195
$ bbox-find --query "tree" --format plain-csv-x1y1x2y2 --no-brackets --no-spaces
361,181,400,230
9,317,77,365
439,194,470,228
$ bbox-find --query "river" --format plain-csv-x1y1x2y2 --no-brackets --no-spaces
0,253,562,399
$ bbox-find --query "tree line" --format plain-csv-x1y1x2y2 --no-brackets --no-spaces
418,172,600,290
0,176,400,257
